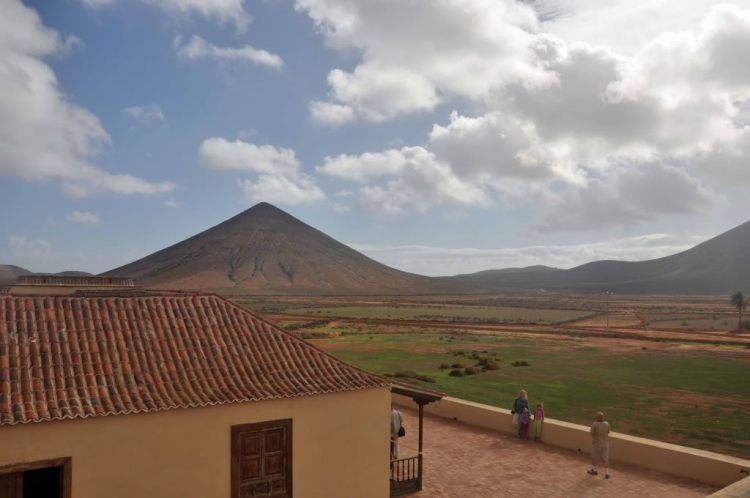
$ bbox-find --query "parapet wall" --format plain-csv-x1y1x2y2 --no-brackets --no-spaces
706,476,750,497
392,393,750,489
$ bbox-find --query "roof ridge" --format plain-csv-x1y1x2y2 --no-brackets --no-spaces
211,293,393,387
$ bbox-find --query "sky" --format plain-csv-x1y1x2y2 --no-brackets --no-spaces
1,0,749,277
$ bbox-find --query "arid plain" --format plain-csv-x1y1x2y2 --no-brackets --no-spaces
238,292,750,459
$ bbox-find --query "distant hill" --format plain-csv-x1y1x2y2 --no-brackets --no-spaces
0,266,94,287
104,202,472,295
54,271,94,277
0,265,33,287
446,220,750,294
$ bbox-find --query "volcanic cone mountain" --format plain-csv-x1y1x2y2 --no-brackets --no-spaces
104,202,463,294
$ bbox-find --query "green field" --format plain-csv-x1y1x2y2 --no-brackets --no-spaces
284,306,591,324
312,332,750,459
642,313,740,330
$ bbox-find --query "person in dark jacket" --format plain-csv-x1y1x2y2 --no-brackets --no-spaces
511,390,529,430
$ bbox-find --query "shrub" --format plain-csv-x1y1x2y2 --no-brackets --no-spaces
394,369,435,383
449,369,465,377
394,370,418,379
300,332,329,340
451,363,464,369
483,361,501,371
464,367,479,375
439,363,451,369
681,321,688,327
511,360,531,367
642,346,647,350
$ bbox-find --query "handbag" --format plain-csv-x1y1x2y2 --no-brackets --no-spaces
398,426,406,437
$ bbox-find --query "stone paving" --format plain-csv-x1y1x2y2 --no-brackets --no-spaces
396,408,719,498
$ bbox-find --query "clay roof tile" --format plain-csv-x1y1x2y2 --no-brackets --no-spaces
0,292,388,425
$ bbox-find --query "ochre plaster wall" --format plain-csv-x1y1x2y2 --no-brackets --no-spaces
0,387,391,498
393,394,750,489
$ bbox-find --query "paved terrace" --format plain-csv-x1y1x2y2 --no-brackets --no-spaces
398,408,719,498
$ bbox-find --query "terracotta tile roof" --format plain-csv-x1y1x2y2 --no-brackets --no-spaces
13,276,134,287
0,292,389,426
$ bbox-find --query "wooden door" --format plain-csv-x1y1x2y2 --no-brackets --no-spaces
0,474,22,498
232,419,292,498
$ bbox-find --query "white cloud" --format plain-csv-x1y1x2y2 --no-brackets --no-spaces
296,0,556,122
80,0,116,8
87,0,252,32
330,202,351,213
238,175,326,206
147,0,252,32
165,199,182,209
200,138,326,206
66,211,101,224
319,146,491,213
536,163,719,232
0,0,175,198
200,138,300,175
429,111,555,182
532,0,750,55
335,189,354,197
306,2,750,231
318,149,411,182
9,236,52,259
124,104,165,123
350,232,711,276
309,101,355,126
175,35,283,68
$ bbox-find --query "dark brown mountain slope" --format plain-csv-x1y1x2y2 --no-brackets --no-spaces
104,202,470,294
0,265,33,287
446,220,750,294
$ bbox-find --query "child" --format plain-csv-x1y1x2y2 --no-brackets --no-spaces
533,402,545,442
518,407,530,439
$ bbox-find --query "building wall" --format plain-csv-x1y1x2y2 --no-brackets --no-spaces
9,285,134,295
393,394,750,489
0,387,391,498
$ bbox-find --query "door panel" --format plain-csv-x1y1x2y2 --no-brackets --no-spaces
232,419,292,498
0,474,22,498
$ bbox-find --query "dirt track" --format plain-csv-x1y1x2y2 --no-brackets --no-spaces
264,312,750,348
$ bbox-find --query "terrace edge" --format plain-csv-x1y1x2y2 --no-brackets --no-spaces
393,394,750,489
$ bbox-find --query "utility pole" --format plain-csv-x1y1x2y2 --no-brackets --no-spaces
603,291,612,329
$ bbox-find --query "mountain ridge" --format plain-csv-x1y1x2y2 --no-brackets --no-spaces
446,220,750,293
7,204,747,295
